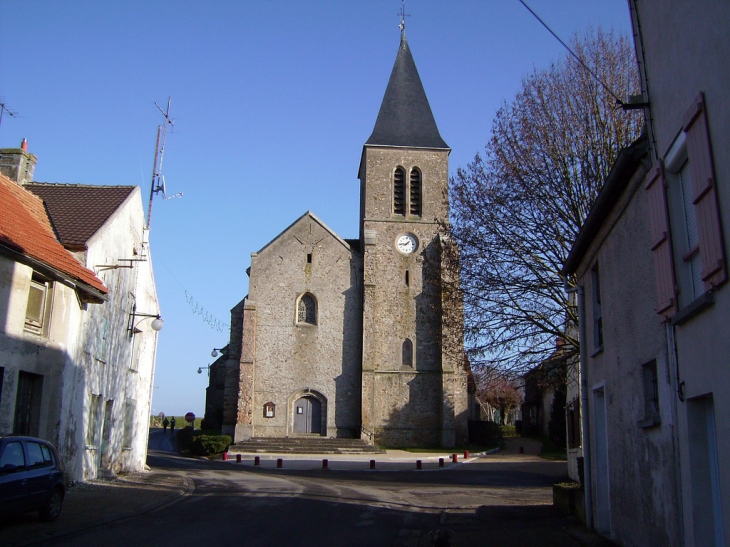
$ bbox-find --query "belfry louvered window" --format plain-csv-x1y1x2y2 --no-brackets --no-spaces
409,168,421,216
393,167,405,215
297,293,316,325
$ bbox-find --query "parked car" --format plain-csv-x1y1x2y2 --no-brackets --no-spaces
0,436,65,522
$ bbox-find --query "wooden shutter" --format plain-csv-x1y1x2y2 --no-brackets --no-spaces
393,167,405,215
645,165,677,320
683,93,727,289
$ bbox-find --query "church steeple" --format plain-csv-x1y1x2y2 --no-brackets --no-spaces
365,36,448,149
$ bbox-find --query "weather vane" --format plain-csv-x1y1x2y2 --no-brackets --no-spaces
398,0,410,39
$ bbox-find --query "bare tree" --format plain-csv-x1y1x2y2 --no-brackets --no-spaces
477,377,523,425
446,29,642,383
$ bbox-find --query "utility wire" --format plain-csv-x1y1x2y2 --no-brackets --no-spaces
518,0,625,106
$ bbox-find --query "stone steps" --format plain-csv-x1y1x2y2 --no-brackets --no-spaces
228,436,384,455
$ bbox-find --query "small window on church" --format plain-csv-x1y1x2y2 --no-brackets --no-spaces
263,402,275,418
405,270,409,286
307,253,312,264
409,168,421,216
393,167,405,215
402,339,413,367
297,293,317,325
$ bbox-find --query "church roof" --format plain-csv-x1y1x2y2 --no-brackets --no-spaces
365,36,448,149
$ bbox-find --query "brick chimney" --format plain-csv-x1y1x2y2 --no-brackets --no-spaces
0,138,37,185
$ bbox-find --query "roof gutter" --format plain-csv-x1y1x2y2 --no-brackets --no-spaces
0,243,108,304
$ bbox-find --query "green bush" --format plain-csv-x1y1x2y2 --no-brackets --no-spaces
189,435,232,457
468,420,503,447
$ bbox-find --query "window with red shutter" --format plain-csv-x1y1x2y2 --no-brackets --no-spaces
682,93,727,291
645,166,677,321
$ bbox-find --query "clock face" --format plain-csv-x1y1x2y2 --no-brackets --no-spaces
396,233,418,254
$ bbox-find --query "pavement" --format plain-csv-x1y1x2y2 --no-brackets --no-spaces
0,435,617,547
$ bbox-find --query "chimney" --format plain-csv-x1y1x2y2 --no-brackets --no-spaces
0,138,37,185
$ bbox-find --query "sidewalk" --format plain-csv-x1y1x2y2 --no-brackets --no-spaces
0,469,189,547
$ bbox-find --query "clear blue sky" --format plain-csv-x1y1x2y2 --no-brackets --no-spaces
0,1,633,417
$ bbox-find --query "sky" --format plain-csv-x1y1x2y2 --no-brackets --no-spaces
0,1,634,417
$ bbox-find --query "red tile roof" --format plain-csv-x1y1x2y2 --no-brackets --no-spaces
0,174,107,298
25,183,136,249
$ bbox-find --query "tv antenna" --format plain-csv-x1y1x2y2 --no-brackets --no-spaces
0,102,19,134
146,97,182,229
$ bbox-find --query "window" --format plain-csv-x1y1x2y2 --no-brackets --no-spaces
648,93,727,320
393,167,405,215
405,270,410,286
402,339,413,367
393,166,423,218
24,273,51,335
122,399,136,449
0,441,25,470
297,293,317,325
263,402,275,418
26,441,51,469
591,265,603,350
87,394,101,447
409,168,422,216
567,397,581,449
638,360,660,428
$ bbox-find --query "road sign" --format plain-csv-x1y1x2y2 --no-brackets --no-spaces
185,412,195,423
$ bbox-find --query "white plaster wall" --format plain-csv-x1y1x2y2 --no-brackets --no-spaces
633,2,730,544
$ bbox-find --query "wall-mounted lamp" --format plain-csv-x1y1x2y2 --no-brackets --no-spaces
128,304,164,336
197,365,212,376
211,347,226,358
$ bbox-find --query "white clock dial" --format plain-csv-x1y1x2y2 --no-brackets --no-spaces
396,234,417,254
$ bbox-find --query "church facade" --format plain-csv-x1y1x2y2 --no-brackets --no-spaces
214,35,472,448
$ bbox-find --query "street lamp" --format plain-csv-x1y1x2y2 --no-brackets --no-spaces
211,347,226,358
197,365,212,376
127,304,164,336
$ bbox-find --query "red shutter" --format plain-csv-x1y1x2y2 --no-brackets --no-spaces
645,165,677,320
683,93,727,289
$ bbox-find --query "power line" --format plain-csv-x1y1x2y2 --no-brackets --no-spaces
517,0,625,107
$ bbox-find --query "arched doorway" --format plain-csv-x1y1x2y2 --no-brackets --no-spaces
293,396,322,434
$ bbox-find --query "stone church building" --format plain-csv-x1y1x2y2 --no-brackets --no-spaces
212,34,472,448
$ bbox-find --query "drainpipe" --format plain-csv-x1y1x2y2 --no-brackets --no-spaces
564,277,593,529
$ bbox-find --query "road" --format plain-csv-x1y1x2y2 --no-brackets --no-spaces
13,432,616,547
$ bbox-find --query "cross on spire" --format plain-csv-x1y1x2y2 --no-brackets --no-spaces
398,0,410,40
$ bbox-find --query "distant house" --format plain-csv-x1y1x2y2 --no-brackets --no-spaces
521,339,569,438
0,142,161,482
562,1,730,544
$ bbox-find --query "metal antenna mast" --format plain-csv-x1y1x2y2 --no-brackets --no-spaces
146,97,178,229
398,0,410,39
0,102,19,134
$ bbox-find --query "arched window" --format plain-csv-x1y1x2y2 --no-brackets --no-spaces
393,167,405,215
409,168,421,216
402,339,413,367
297,293,317,325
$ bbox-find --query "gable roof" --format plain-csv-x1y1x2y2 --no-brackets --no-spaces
0,174,107,300
256,211,354,255
25,183,136,250
365,36,448,150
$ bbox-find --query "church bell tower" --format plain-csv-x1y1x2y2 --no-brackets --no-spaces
359,31,468,448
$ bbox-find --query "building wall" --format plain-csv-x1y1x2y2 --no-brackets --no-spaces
69,187,159,481
576,159,681,546
632,2,730,544
237,214,362,440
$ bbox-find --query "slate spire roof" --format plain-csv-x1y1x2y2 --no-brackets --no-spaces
365,36,448,149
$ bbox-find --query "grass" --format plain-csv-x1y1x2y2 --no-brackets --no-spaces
500,425,519,438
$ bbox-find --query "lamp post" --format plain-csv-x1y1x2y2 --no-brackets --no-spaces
127,304,164,336
197,365,212,376
211,347,226,358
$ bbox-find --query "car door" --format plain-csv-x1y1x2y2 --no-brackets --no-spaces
24,441,54,509
0,440,30,515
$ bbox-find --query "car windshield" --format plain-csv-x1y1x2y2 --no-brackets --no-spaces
0,441,25,469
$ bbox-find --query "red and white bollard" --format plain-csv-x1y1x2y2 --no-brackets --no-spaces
439,458,444,468
452,453,458,463
370,460,376,470
222,451,228,461
464,450,469,459
519,446,525,454
236,454,242,463
322,459,328,470
277,458,283,468
254,456,261,466
416,460,422,470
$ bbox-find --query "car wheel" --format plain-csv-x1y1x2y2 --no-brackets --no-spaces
39,488,63,522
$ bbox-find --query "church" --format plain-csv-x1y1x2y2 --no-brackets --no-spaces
211,30,473,448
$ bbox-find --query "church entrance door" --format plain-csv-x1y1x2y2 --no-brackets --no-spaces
293,396,321,434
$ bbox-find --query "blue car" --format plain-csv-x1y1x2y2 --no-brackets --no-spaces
0,436,65,522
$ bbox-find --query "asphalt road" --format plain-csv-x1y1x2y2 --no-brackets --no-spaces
29,433,615,547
